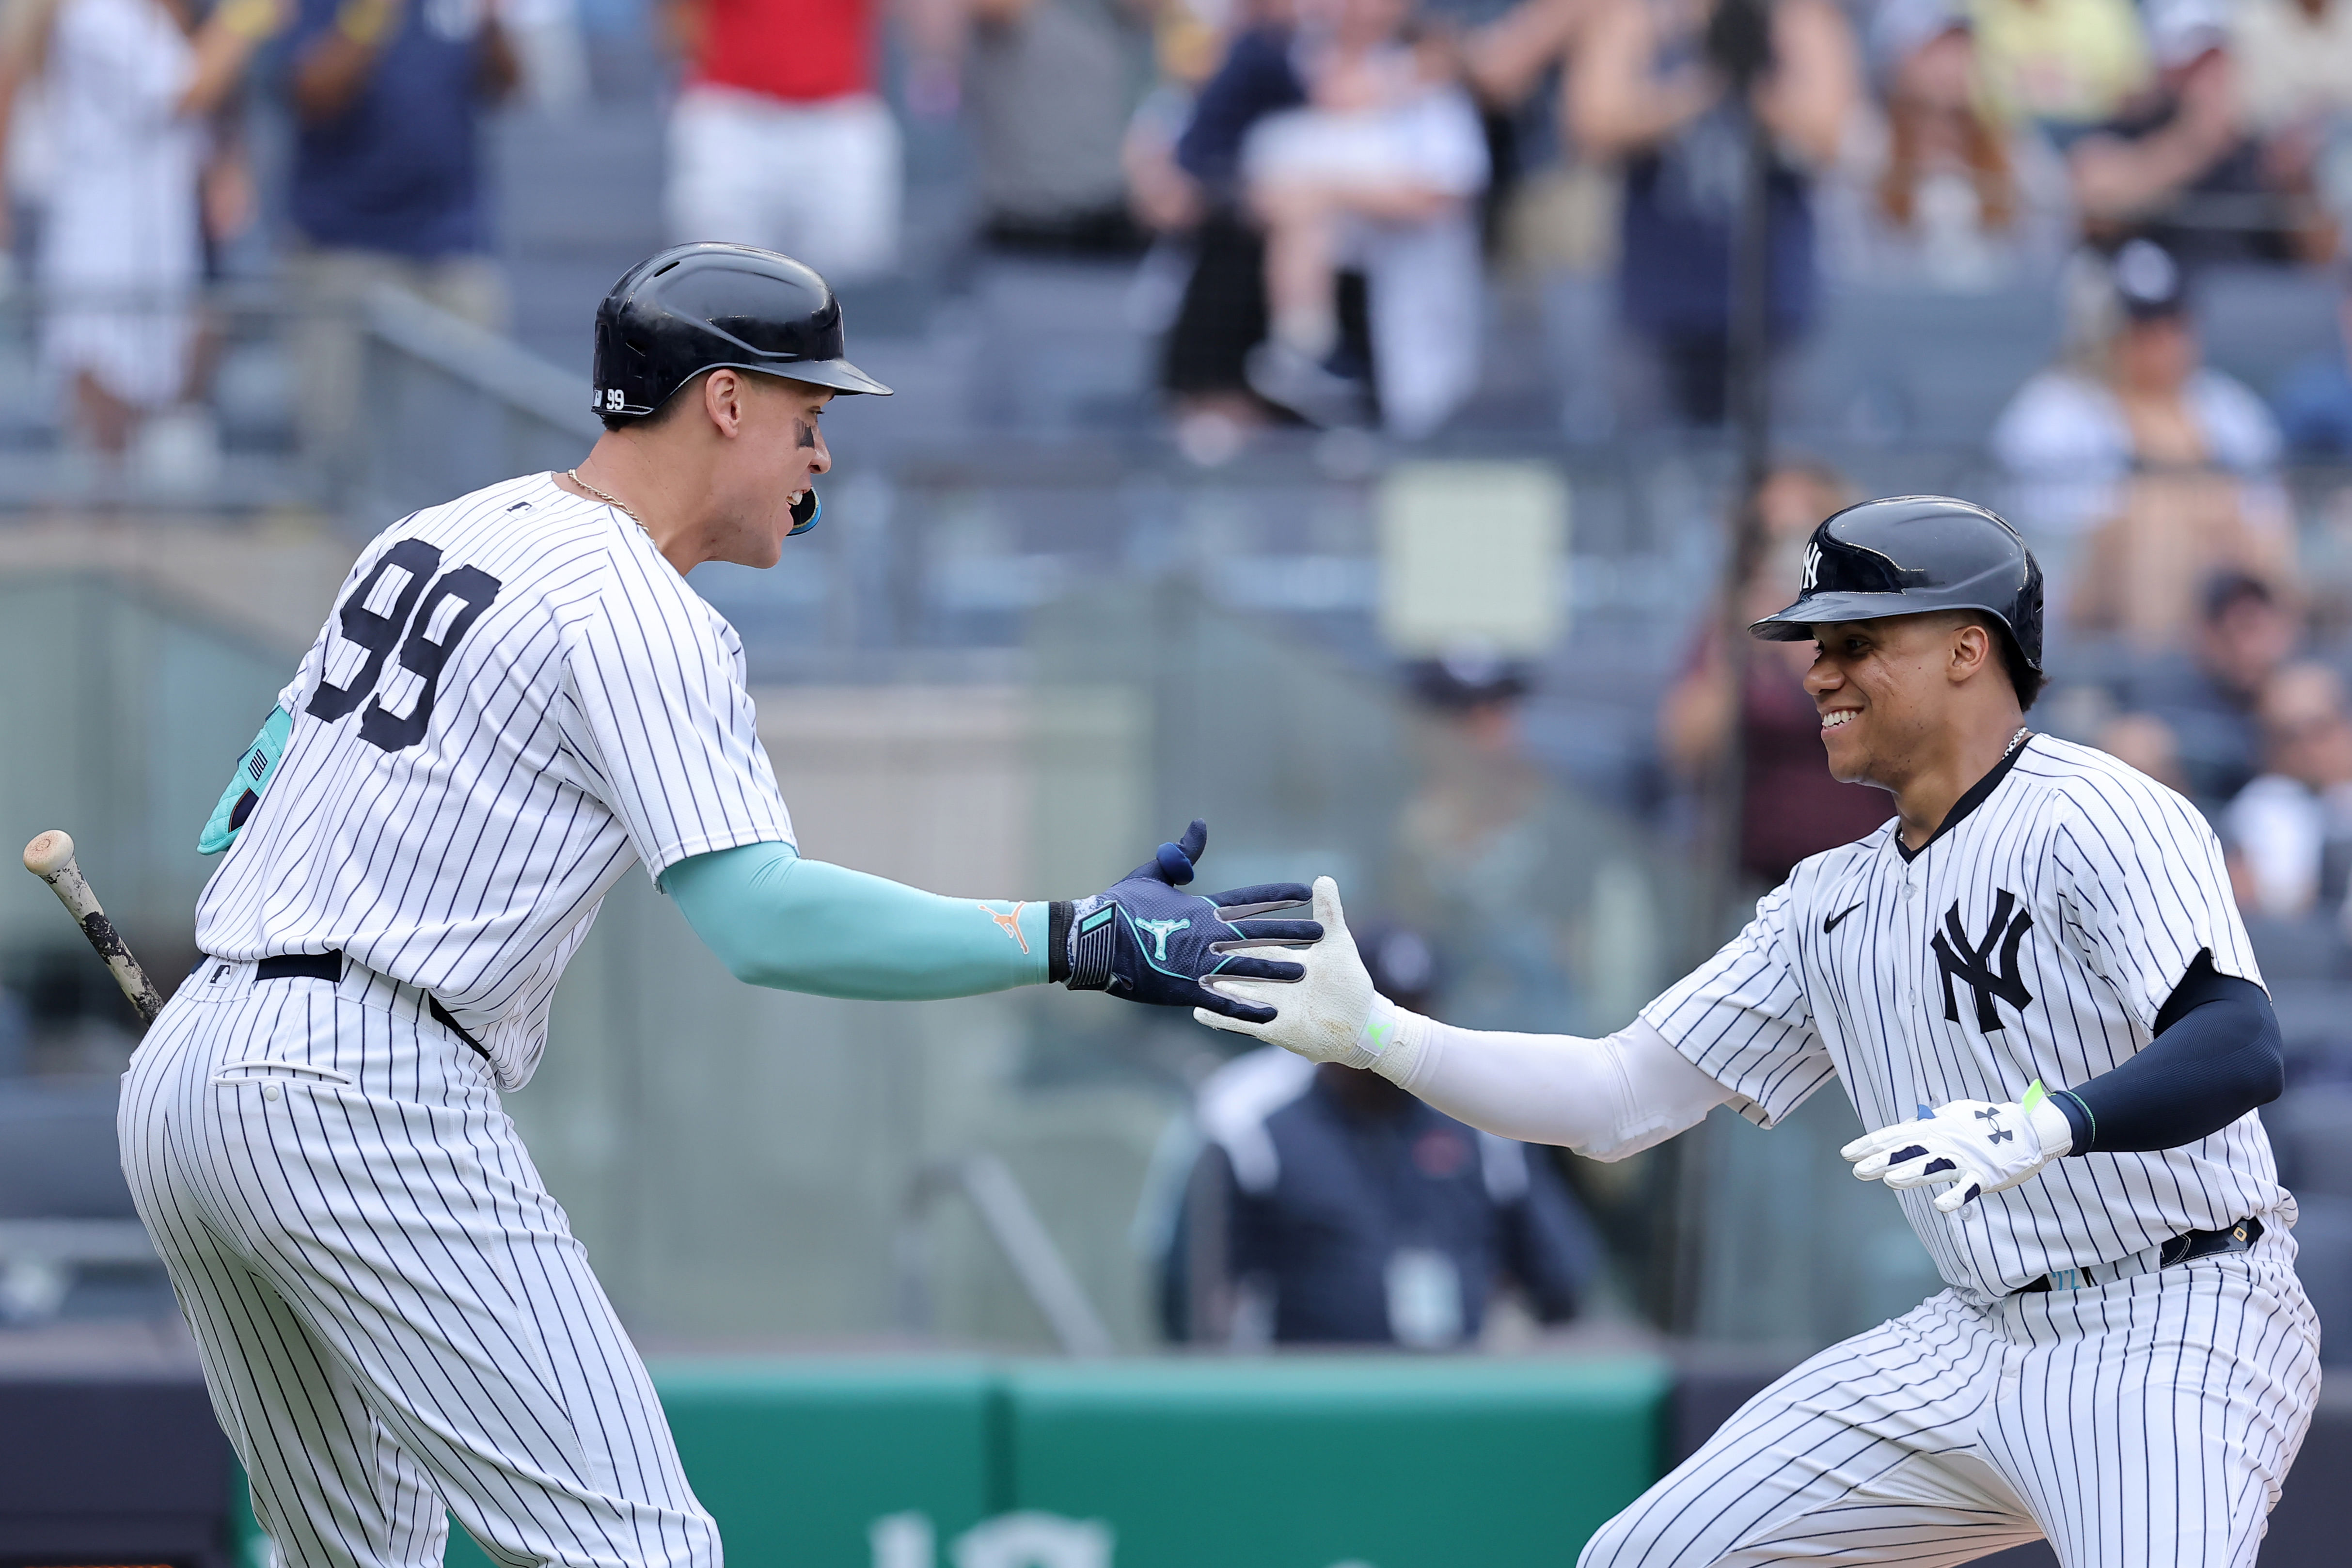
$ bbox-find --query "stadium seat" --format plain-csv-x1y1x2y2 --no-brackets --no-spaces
1785,285,2063,445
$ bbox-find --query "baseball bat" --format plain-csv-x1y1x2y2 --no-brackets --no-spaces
21,830,165,1029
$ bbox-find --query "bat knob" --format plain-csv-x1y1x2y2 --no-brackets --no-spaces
22,830,75,878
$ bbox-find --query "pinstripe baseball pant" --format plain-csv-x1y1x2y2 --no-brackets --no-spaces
119,959,720,1568
1583,1223,2320,1568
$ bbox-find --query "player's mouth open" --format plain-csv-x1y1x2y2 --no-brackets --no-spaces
1821,709,1860,730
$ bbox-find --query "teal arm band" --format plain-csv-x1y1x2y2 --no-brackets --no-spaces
663,840,1051,1000
199,705,292,855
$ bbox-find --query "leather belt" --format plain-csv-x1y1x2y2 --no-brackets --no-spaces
253,950,489,1063
2018,1216,2263,1294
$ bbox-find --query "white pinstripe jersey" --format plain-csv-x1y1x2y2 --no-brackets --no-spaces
194,473,796,1087
1642,735,2285,1299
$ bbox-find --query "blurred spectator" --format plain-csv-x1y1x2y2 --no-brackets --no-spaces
1238,0,1490,435
1385,647,1668,1035
1172,923,1600,1347
662,0,911,281
2274,269,2352,457
1659,462,1893,883
1155,0,1311,442
35,0,275,467
2116,569,2297,807
2092,708,2190,792
1993,239,2285,551
1967,0,2147,137
2067,0,2328,267
287,0,516,465
1819,0,2072,289
2232,0,2352,242
2225,662,2352,922
964,0,1151,253
1569,0,1859,426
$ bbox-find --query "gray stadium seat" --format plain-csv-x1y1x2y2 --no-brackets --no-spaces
0,1083,132,1220
2286,1196,2352,1365
2191,265,2345,399
1785,285,2063,445
2266,1085,2352,1202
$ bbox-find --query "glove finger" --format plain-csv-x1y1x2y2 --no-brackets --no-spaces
1215,954,1307,983
1841,1125,1919,1163
1190,983,1278,1024
1192,1004,1266,1038
1203,882,1313,911
1882,1156,1962,1191
1224,918,1322,943
1174,819,1208,866
1156,840,1196,885
1933,1182,1983,1214
1860,1144,1933,1182
1311,876,1349,933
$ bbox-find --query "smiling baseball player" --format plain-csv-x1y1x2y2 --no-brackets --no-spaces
1205,495,2320,1568
119,242,1316,1568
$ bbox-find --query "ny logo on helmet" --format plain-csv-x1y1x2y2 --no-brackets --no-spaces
1800,544,1822,595
1931,890,2034,1031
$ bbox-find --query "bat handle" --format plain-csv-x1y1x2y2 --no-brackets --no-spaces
21,831,166,1029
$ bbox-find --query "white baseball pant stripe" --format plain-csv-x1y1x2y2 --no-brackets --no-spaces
1582,1223,2320,1568
120,960,719,1568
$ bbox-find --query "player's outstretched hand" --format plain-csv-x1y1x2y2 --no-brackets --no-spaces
1063,820,1320,1022
1192,878,1394,1069
1841,1083,2075,1213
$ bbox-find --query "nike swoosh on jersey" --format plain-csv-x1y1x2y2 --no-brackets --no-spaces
1824,902,1866,934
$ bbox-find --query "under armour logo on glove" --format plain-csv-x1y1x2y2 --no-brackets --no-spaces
1843,1083,2073,1213
1061,821,1321,1022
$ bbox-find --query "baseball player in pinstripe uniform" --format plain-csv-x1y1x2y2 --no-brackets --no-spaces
119,243,1317,1568
1205,495,2320,1568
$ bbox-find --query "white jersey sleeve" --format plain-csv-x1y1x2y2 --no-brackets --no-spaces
555,558,795,883
2050,776,2264,1031
1639,881,1835,1128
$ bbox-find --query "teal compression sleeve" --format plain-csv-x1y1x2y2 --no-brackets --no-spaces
663,840,1052,1000
199,705,292,855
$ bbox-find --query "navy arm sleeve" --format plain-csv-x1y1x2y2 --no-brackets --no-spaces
2051,950,2284,1156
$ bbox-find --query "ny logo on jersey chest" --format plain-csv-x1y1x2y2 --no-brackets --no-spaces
1931,888,2034,1031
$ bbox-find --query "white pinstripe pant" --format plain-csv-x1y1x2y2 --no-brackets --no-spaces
119,960,721,1568
1584,1224,2321,1568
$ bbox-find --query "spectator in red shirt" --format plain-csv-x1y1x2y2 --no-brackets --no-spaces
662,0,913,282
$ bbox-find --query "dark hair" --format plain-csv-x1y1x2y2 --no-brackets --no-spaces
2201,569,2275,625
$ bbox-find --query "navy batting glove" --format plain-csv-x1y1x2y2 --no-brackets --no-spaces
1050,820,1320,1022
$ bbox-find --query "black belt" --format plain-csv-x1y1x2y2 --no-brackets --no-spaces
253,950,489,1063
2018,1215,2263,1294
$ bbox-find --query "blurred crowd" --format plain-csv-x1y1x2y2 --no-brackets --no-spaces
5,0,2352,459
12,0,2352,944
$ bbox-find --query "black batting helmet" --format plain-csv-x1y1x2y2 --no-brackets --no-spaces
591,243,892,420
1749,494,2044,674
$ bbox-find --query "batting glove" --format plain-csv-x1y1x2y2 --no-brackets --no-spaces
1191,878,1424,1081
1841,1082,2077,1212
1057,820,1320,1023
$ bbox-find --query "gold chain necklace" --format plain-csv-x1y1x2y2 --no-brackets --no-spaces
568,468,651,539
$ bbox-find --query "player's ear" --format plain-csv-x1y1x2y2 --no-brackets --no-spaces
702,369,748,438
1949,618,1991,684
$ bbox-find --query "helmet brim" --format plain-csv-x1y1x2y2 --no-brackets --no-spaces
774,356,894,396
1749,591,1941,640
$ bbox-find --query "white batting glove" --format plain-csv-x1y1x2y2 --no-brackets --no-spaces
1191,877,1424,1084
1841,1083,2076,1213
